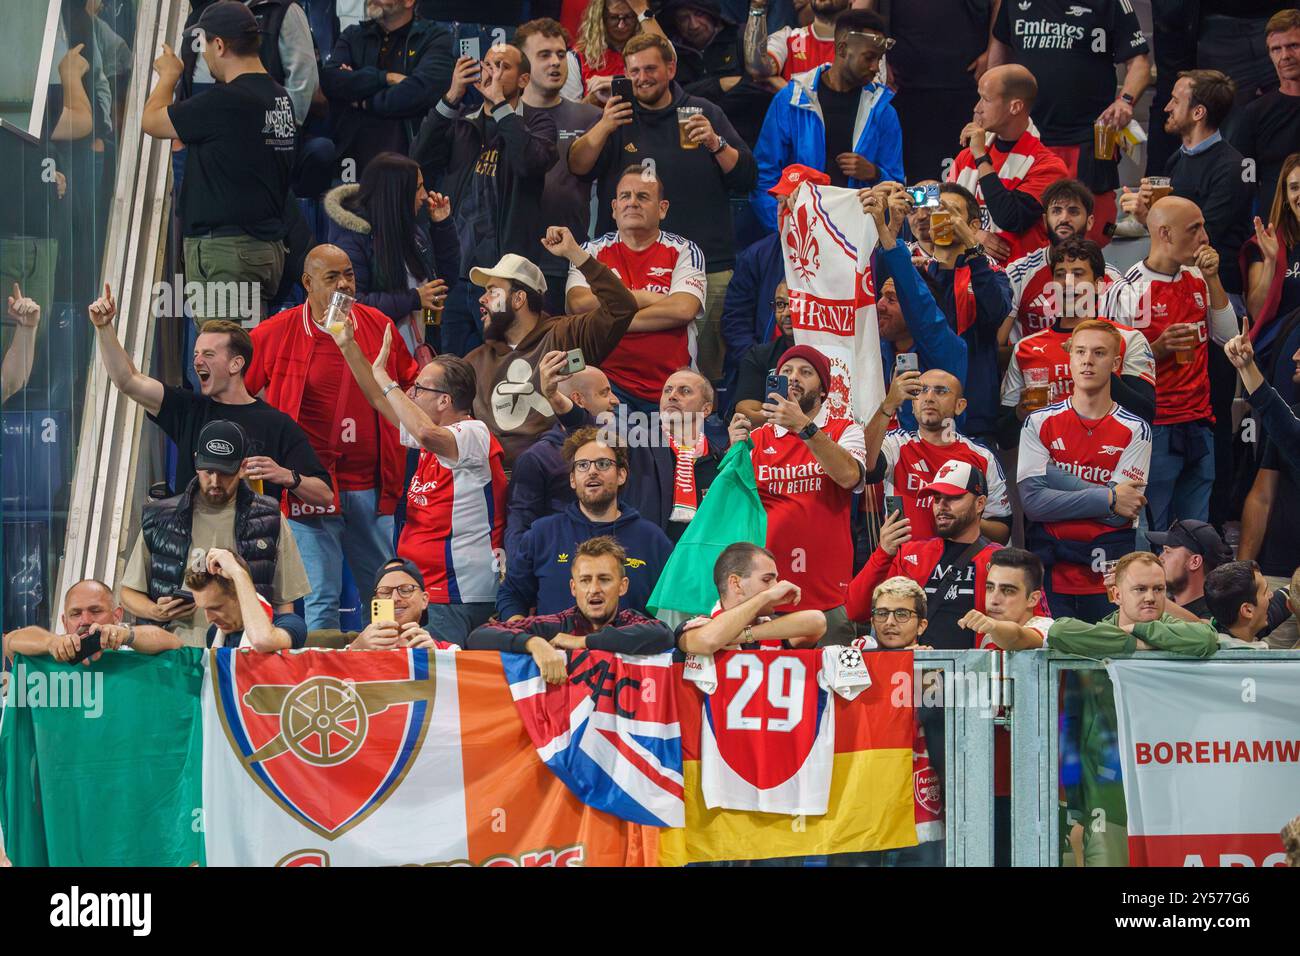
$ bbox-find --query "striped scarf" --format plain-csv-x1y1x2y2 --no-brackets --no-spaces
668,433,709,524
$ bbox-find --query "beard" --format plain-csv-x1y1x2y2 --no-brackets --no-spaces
797,390,820,416
935,508,976,539
577,483,618,511
483,301,519,342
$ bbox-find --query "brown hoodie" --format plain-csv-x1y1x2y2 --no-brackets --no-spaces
465,256,637,464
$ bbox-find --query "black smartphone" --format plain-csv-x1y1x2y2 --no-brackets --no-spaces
611,74,634,105
173,589,195,604
884,494,905,518
765,373,789,401
68,631,103,666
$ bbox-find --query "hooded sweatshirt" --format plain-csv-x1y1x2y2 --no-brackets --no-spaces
496,501,674,620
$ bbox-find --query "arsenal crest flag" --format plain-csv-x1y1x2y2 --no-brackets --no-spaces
780,183,885,424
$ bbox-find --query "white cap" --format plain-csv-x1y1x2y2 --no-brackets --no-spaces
469,253,548,295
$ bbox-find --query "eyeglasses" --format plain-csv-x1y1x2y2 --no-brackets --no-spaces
605,12,637,24
412,384,449,397
572,458,618,473
375,584,421,598
917,385,952,396
871,607,917,623
772,298,790,310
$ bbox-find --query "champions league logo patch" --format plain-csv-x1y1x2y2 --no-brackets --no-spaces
212,650,436,839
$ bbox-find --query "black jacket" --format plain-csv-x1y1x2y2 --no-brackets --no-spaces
410,98,558,275
320,16,453,168
140,479,281,603
467,606,674,655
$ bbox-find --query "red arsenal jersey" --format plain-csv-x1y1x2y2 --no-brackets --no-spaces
751,410,866,612
1001,318,1156,409
568,231,706,402
1004,245,1124,342
877,430,1011,538
1018,401,1152,593
767,25,837,80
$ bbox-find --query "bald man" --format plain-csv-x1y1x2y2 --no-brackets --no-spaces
244,245,421,631
864,367,1012,542
509,356,624,553
1103,197,1239,530
3,579,180,667
946,64,1069,263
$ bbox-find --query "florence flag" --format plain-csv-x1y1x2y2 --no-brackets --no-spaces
1107,659,1300,867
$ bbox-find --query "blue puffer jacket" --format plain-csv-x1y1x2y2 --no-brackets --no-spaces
751,65,905,232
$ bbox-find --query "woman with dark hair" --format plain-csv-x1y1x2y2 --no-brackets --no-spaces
1243,151,1300,350
325,152,460,355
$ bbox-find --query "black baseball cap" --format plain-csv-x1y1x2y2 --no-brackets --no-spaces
1147,520,1233,572
194,420,248,475
194,1,261,40
373,557,426,596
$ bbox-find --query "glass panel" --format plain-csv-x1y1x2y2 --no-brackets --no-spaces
3,0,137,630
1057,668,1129,867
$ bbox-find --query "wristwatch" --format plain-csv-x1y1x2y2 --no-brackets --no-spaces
976,154,994,168
710,135,728,156
1120,92,1136,106
382,381,400,399
638,8,655,22
741,625,755,644
289,469,302,490
797,420,820,441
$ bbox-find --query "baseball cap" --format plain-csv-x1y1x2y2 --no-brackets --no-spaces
194,420,247,475
373,557,426,596
1147,520,1233,571
922,459,988,498
469,254,548,296
768,163,831,198
194,1,261,40
775,344,831,394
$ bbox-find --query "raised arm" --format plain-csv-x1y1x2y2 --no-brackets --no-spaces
87,284,164,416
141,45,182,140
209,549,292,652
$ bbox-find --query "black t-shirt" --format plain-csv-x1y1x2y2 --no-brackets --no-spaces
149,386,331,496
1246,241,1300,319
733,334,795,412
888,0,988,92
819,80,861,187
1231,90,1300,211
1258,402,1300,578
1183,594,1211,620
168,73,296,240
920,539,983,650
994,0,1148,144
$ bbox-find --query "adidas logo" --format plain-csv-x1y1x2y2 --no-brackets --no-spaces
904,554,919,565
1018,0,1031,8
914,460,929,473
624,142,638,153
557,552,570,563
1050,437,1067,451
764,446,778,454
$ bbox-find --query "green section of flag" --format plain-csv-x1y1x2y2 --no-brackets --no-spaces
648,439,767,617
0,649,205,866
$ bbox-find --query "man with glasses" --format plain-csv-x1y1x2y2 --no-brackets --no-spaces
731,280,794,426
309,558,450,650
328,321,506,645
846,459,1002,649
497,427,673,620
751,9,903,231
863,368,1011,544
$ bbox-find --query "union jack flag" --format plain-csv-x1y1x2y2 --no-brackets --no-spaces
504,650,684,827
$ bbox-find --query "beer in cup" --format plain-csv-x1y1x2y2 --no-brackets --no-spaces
1022,366,1052,411
1147,176,1173,204
930,209,954,246
325,290,355,333
1093,122,1118,162
677,106,703,149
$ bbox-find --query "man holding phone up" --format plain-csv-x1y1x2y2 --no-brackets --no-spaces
728,344,866,644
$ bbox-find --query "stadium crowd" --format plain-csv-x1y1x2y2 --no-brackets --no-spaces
4,0,1300,866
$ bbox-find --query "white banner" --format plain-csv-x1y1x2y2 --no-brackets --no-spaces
780,183,884,424
1107,659,1300,867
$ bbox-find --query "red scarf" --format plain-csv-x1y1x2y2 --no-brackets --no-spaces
668,433,708,524
248,303,411,516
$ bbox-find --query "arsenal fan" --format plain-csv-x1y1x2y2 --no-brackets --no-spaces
1018,320,1152,621
847,459,1000,649
3,579,181,666
310,559,455,651
246,245,419,632
946,64,1069,263
674,542,826,654
863,367,1012,543
728,344,866,645
1102,197,1238,531
565,165,707,413
999,237,1155,449
1001,180,1125,344
743,0,850,86
187,548,309,651
330,321,507,646
467,536,674,684
958,547,1054,651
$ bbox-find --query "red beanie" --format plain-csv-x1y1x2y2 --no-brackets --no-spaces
775,344,832,396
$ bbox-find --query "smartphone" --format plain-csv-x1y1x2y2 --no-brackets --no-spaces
173,589,195,604
611,74,634,105
907,183,940,208
895,352,919,374
371,598,395,623
458,36,481,61
566,348,586,374
884,495,905,519
765,372,789,401
68,632,103,666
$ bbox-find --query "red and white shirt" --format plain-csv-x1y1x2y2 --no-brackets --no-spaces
1102,262,1232,426
567,230,706,402
1001,318,1156,409
767,24,837,80
946,127,1069,263
876,430,1011,538
1004,244,1124,342
396,420,507,606
1018,401,1152,593
751,406,866,612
